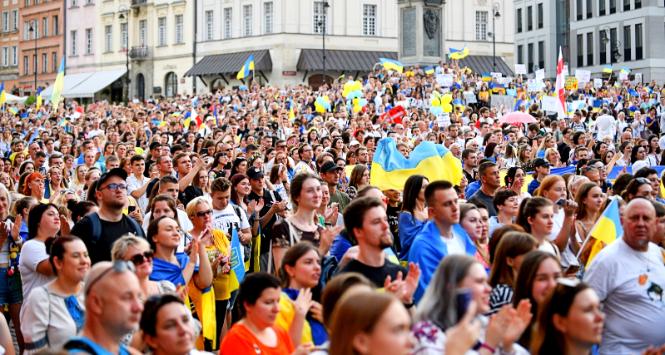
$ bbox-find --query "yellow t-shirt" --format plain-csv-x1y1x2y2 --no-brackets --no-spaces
205,229,234,301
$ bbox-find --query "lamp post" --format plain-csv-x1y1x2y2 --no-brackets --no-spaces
119,12,130,102
28,22,37,95
492,3,501,72
318,1,330,86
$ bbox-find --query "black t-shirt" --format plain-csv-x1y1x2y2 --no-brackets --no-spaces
558,142,572,164
338,258,407,288
179,185,203,207
248,188,283,254
71,214,146,264
386,204,401,253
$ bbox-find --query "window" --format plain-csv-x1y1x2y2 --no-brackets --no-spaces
41,53,46,73
516,8,522,33
363,4,377,36
537,3,543,29
635,0,641,8
121,22,128,49
538,41,544,69
610,0,616,13
623,0,630,11
635,23,642,60
599,30,607,64
165,72,177,97
475,11,488,40
205,11,214,40
139,19,146,46
313,1,327,34
85,28,92,54
586,32,593,65
53,15,58,35
599,0,606,15
52,52,57,72
42,17,47,37
158,17,166,45
12,10,18,30
577,0,583,20
586,0,592,18
23,22,29,40
104,25,112,52
528,43,534,72
577,34,584,66
71,0,77,6
243,5,252,36
517,44,523,64
2,12,8,32
264,2,273,34
23,56,28,75
34,21,39,39
175,14,183,43
527,6,533,31
223,8,232,39
11,46,17,65
70,30,77,55
2,48,7,67
24,0,30,6
624,25,631,61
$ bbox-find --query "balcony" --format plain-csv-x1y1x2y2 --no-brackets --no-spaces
129,46,150,60
131,0,147,7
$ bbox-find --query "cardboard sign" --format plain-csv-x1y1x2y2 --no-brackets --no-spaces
541,96,560,113
618,71,629,81
535,69,545,82
490,95,515,110
563,65,570,76
437,74,453,87
515,64,527,75
565,77,578,91
594,78,603,88
463,92,477,104
575,69,591,84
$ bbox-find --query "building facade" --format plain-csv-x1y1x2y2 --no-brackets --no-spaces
65,0,100,74
569,0,665,82
18,0,64,96
0,0,20,93
445,0,515,70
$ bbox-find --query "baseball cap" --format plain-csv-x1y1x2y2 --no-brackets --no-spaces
97,167,128,187
320,161,343,174
247,167,264,180
532,158,550,168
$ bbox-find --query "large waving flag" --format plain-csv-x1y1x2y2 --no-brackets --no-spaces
379,58,404,73
0,82,5,108
370,138,463,191
236,55,255,80
35,88,43,110
554,47,566,118
584,198,623,267
50,58,66,110
448,47,469,60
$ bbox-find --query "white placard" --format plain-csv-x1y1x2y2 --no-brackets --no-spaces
490,95,515,110
535,69,545,82
541,96,560,113
528,80,545,92
436,74,454,87
499,77,512,85
463,92,477,104
618,72,628,81
593,78,603,88
491,72,503,80
563,65,570,76
575,69,591,83
515,64,527,75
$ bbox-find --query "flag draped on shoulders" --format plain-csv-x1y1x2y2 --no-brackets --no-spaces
370,138,463,191
584,198,623,267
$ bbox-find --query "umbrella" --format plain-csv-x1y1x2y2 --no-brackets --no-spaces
499,112,537,124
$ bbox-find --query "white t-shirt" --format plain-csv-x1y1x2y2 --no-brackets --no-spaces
127,174,151,214
441,231,465,256
584,240,665,355
212,204,250,260
18,240,56,300
595,114,616,140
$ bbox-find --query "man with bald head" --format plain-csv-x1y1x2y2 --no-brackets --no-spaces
64,261,144,354
584,198,665,354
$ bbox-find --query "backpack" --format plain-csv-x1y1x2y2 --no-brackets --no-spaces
88,212,144,244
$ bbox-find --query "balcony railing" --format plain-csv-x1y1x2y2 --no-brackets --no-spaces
131,0,147,7
129,46,150,60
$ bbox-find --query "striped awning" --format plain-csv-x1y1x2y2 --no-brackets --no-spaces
184,50,272,77
297,49,398,72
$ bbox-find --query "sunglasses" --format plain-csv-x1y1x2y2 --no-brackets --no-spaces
85,260,135,295
99,183,128,191
196,209,213,218
129,251,154,266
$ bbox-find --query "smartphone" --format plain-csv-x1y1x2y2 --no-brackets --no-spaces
455,288,473,323
556,199,566,207
128,205,137,213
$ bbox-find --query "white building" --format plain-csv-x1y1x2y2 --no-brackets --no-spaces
569,0,665,82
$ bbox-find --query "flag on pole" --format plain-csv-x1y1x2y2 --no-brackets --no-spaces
448,47,470,60
0,82,6,108
554,47,566,119
35,88,43,110
50,58,66,110
379,58,404,73
602,65,613,74
236,55,255,80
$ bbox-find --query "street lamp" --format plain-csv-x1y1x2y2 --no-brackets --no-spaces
492,3,501,72
317,1,330,86
28,22,37,95
119,12,130,101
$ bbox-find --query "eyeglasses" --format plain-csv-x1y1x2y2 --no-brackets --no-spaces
85,261,135,295
195,209,213,218
99,183,128,191
129,251,154,266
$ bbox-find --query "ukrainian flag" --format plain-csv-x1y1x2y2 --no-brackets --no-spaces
288,98,296,121
585,198,623,267
379,58,404,73
481,72,492,82
35,88,43,110
424,66,435,75
0,82,5,107
370,138,463,191
602,65,613,74
236,55,255,80
50,58,66,110
448,47,469,60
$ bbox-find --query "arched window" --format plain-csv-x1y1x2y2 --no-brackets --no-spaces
165,72,177,97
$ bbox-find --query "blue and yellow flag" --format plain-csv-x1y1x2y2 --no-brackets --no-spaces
236,55,255,80
35,87,43,110
602,65,613,74
370,138,463,191
585,198,623,267
230,227,246,283
424,66,435,75
449,47,469,60
0,82,6,107
50,58,65,109
379,58,404,73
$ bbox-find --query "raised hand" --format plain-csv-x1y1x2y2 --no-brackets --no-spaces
10,215,21,241
445,300,481,355
501,299,533,349
293,288,313,317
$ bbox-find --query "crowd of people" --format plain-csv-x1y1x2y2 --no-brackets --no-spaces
0,59,662,355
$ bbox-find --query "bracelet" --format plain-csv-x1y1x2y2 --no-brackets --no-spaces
479,342,496,354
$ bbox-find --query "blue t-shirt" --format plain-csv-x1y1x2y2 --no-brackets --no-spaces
65,336,130,355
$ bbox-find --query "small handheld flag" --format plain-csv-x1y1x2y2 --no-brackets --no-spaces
379,58,404,73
